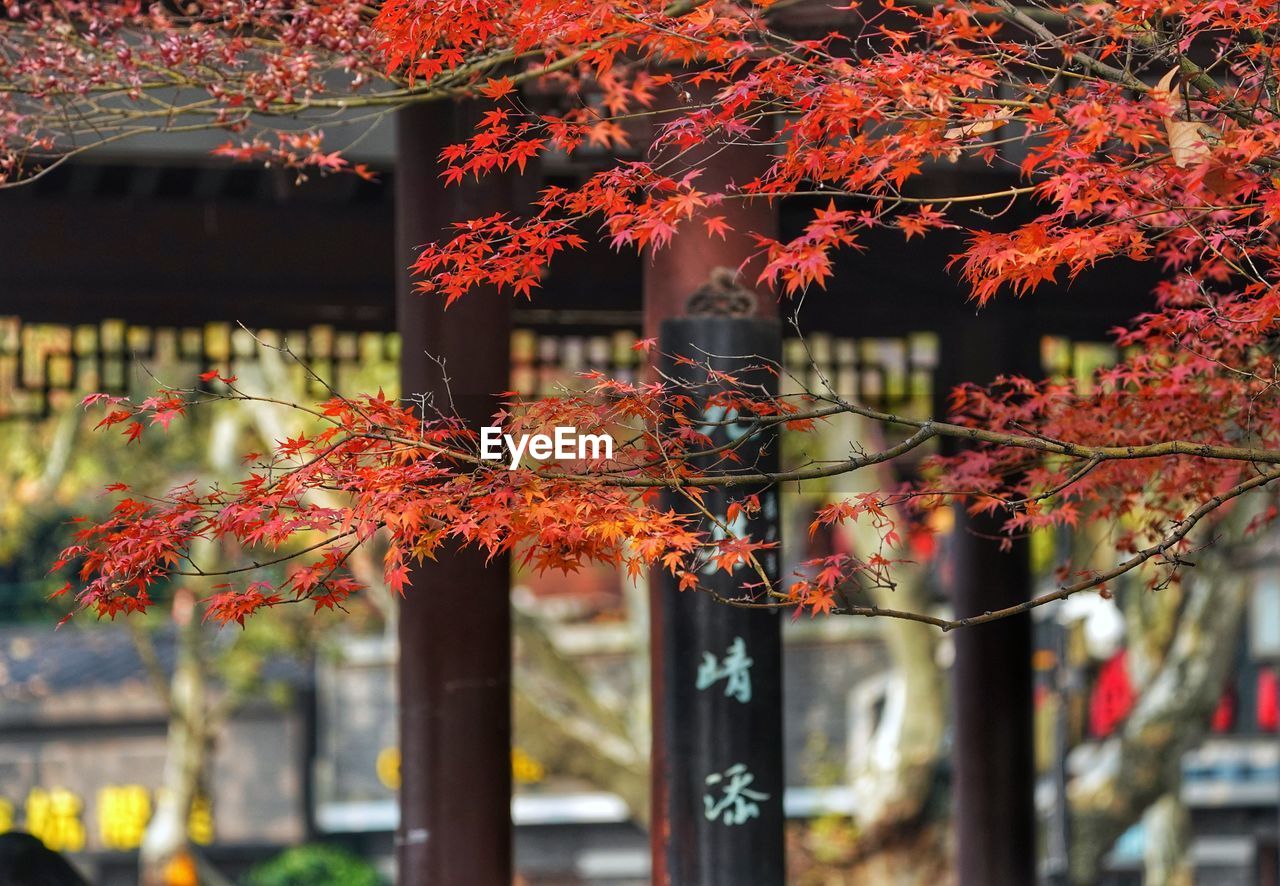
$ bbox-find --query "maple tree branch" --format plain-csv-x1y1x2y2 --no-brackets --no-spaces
31,0,1280,640
606,423,940,487
601,407,1280,489
990,0,1145,91
169,531,358,578
930,463,1280,630
128,620,176,716
0,0,722,176
154,379,1280,490
907,0,1068,24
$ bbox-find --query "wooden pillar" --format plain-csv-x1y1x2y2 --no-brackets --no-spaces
642,130,780,884
936,307,1039,886
653,314,786,885
394,102,513,885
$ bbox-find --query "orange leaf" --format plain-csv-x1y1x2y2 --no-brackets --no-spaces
480,76,516,100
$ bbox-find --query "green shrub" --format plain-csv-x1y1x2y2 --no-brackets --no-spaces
244,844,382,886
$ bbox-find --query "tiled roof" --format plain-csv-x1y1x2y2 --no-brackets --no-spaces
0,623,308,701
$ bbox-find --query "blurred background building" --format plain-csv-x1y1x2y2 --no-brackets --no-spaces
0,117,1276,885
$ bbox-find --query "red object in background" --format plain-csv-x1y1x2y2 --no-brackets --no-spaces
1259,668,1278,732
1211,686,1236,733
1089,651,1135,738
907,525,937,562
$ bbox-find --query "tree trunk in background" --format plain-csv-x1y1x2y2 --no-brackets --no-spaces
1067,561,1249,884
512,607,649,822
830,414,950,883
1143,793,1194,886
139,411,245,886
139,590,208,886
840,578,949,886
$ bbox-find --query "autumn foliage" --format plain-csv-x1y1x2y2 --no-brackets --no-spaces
5,0,1280,627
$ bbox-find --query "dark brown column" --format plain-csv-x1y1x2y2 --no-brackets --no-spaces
642,132,778,885
936,307,1039,886
395,102,513,885
653,315,786,886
